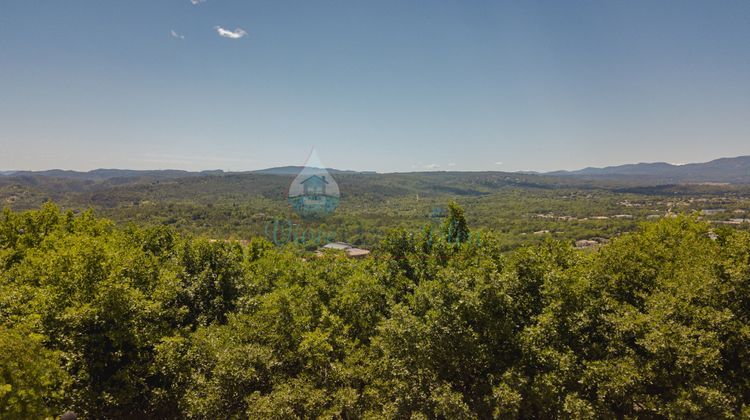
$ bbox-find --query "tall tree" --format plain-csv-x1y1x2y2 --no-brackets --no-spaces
442,201,470,244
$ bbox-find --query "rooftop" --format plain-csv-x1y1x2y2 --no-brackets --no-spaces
319,242,371,258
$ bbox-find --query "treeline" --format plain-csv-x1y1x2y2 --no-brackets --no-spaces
1,203,749,418
8,169,747,250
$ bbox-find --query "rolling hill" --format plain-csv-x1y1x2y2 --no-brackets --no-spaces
3,155,750,184
549,155,750,183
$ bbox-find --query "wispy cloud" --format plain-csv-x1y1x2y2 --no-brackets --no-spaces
424,163,440,169
190,0,206,5
170,29,185,39
215,26,247,39
447,162,456,167
495,161,504,166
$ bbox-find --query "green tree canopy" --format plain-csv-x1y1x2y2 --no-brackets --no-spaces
1,204,749,417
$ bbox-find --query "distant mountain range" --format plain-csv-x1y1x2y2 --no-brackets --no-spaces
2,156,750,184
252,166,374,175
0,167,370,181
0,169,222,181
547,155,750,184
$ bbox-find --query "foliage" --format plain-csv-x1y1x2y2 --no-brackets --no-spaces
4,171,750,250
0,326,65,419
1,203,750,418
442,200,470,244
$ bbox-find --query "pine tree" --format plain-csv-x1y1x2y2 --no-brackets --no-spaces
442,201,469,244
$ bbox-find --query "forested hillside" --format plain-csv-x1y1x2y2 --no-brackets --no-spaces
3,172,750,250
550,155,750,184
2,204,749,418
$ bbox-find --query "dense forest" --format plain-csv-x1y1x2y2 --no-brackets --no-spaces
3,171,750,250
2,203,750,418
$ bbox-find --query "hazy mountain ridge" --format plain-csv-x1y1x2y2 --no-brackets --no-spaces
3,155,750,184
548,155,750,183
0,169,222,181
252,166,375,175
0,167,374,180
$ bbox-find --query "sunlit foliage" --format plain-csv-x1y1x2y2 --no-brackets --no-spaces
1,203,749,417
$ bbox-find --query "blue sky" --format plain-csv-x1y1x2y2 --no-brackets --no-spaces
1,1,749,172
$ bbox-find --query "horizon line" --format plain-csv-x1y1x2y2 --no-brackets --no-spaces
2,153,750,175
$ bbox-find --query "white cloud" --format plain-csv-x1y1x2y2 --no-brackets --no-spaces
424,163,440,169
190,0,206,5
447,162,456,167
215,26,247,39
170,29,184,39
495,161,504,166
